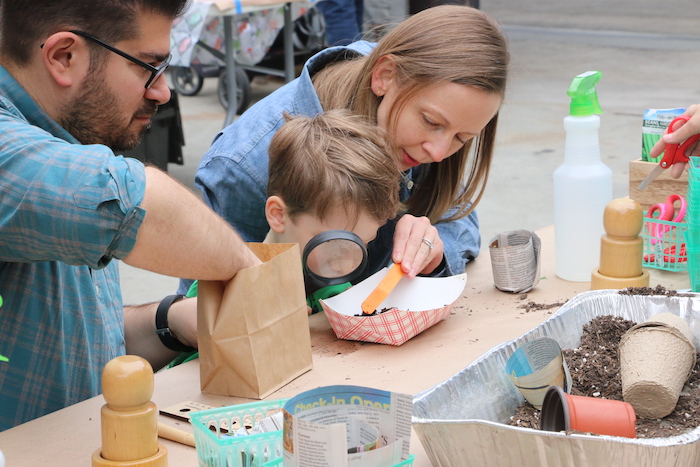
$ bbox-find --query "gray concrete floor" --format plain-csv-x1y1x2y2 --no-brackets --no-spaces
119,0,700,305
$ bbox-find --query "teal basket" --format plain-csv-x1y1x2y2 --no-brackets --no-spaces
262,454,417,466
687,157,700,290
641,213,688,272
687,228,700,292
190,398,289,467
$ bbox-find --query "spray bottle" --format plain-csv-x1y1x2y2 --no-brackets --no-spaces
554,71,612,282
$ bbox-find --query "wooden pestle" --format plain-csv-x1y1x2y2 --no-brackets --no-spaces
591,197,650,289
92,355,168,467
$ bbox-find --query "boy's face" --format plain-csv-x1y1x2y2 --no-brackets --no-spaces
283,208,384,254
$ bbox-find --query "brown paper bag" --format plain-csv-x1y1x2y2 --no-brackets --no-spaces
198,243,313,399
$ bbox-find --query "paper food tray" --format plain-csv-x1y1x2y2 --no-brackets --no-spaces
321,269,467,346
412,290,700,467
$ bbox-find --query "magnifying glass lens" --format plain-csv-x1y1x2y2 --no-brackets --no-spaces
306,239,365,279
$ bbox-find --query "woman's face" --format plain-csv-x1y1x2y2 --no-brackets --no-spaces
372,59,502,171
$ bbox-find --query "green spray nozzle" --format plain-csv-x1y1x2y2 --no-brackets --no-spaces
567,71,602,116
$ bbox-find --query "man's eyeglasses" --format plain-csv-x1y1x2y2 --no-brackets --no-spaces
70,30,171,89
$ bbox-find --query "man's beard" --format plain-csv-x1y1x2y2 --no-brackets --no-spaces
60,71,158,152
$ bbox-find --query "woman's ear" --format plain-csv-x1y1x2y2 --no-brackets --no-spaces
265,196,287,233
370,54,396,97
41,32,89,88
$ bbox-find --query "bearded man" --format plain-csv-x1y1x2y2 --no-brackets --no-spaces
0,0,260,430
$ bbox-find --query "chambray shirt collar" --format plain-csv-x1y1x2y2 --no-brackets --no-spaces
0,64,78,143
292,40,376,118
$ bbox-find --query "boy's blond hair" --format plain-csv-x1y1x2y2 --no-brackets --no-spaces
268,109,401,225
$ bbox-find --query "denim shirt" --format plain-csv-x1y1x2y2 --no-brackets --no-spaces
182,41,480,292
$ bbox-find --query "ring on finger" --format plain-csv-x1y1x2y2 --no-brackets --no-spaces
421,238,434,251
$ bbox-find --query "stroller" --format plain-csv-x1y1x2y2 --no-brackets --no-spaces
171,5,326,115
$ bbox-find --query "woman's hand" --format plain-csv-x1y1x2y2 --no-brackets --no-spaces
392,215,445,278
649,105,700,178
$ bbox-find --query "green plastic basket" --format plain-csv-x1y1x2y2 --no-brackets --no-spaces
641,212,688,272
687,229,700,292
191,398,289,467
687,157,700,290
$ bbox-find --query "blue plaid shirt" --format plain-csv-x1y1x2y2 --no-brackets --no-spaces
0,65,147,430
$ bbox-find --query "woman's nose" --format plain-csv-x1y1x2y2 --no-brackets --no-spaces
423,136,454,163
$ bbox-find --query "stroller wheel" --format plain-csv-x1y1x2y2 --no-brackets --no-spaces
171,66,204,96
217,67,252,115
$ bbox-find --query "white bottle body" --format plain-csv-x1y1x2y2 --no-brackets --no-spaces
554,114,612,281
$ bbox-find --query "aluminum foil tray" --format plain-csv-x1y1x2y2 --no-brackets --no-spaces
412,290,700,467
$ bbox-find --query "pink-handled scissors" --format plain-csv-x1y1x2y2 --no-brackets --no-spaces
638,115,700,190
645,194,687,244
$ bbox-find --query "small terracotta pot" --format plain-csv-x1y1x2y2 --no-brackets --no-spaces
540,386,636,438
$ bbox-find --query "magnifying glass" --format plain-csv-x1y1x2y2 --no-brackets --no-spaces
302,230,368,293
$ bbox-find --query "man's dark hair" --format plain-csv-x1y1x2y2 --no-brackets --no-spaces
0,0,190,65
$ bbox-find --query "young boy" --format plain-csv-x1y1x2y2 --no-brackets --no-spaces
189,109,400,307
263,110,402,312
170,110,401,366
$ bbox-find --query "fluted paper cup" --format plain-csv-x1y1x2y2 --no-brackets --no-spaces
619,313,696,419
506,337,571,409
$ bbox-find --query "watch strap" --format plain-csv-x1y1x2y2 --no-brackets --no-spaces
155,294,195,352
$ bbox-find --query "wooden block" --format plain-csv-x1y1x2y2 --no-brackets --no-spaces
628,158,689,213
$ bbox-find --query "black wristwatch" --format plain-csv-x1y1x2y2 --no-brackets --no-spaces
155,294,196,352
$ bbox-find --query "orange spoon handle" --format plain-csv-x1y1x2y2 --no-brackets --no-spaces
361,263,404,314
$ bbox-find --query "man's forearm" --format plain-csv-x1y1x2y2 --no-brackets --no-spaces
124,166,261,280
123,296,197,371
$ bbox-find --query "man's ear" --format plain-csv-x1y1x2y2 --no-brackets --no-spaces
41,32,89,88
265,196,287,233
370,54,396,97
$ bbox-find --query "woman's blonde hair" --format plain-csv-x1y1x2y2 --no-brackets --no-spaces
312,5,509,223
268,110,401,225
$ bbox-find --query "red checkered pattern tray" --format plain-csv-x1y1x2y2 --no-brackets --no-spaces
322,301,455,346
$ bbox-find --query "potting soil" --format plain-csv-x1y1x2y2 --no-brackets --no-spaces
507,313,700,438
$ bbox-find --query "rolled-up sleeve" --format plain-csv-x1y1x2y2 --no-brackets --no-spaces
0,121,146,269
436,208,481,275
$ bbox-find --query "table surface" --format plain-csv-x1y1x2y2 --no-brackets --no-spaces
0,225,689,466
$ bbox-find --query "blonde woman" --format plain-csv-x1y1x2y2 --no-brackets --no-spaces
182,5,508,293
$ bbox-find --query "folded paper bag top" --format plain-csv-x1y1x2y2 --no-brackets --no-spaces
197,243,313,399
321,268,467,346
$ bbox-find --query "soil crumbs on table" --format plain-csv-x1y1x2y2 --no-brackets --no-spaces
508,314,700,438
618,284,694,298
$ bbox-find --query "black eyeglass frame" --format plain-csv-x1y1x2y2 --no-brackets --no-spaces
69,30,171,89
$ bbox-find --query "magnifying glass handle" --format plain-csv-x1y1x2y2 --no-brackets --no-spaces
361,263,405,315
